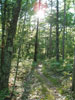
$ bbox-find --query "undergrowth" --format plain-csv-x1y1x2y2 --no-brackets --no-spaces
42,57,74,100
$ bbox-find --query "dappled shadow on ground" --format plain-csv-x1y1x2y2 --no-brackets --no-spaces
36,64,66,100
20,65,45,100
20,61,39,100
21,69,34,100
9,60,34,100
20,62,52,100
10,61,66,100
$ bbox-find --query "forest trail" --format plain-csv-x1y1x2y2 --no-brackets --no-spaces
14,63,66,100
36,64,66,100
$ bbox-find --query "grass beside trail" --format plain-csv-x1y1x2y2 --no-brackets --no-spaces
41,58,74,100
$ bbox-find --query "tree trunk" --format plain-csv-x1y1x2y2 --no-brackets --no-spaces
62,0,66,60
34,18,39,62
72,0,75,92
56,0,59,61
72,46,75,91
48,0,53,58
1,0,7,70
0,0,22,90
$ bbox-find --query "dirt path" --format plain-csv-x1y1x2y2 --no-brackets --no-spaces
10,63,66,100
36,64,66,100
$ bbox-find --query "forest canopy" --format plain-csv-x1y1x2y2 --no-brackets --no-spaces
0,0,75,100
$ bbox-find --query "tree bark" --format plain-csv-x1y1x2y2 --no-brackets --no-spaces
34,18,39,62
72,46,75,91
72,0,75,92
62,0,66,60
49,0,53,58
0,0,22,90
56,0,59,61
1,0,7,71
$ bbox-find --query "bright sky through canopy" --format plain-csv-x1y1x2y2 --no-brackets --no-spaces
36,9,45,19
34,0,47,20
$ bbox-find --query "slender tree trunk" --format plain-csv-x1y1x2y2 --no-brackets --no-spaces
34,18,39,62
73,0,75,24
1,0,7,70
72,0,75,92
12,47,21,95
48,0,52,58
62,0,66,60
49,23,52,58
72,46,75,91
56,0,59,61
0,0,22,90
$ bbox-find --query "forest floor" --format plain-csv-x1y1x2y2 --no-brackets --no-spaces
8,59,73,100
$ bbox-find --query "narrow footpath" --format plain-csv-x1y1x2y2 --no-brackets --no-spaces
36,64,66,100
12,63,66,100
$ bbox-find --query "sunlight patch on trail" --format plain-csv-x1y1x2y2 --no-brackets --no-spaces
36,64,66,100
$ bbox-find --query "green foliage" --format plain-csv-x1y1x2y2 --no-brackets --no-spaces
0,88,10,100
0,0,75,99
35,71,55,100
59,11,74,26
32,61,38,68
42,57,73,75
